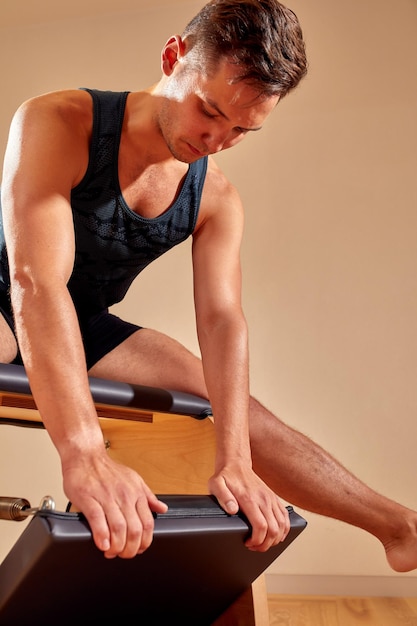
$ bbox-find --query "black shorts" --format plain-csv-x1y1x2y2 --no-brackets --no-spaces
0,290,142,370
79,310,142,369
0,290,23,365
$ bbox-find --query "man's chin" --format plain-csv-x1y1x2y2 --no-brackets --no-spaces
169,147,205,164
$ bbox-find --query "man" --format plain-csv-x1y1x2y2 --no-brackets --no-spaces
1,0,416,570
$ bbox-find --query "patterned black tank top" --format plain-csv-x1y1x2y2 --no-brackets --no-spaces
68,88,208,316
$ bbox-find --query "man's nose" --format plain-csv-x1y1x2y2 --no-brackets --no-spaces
203,131,228,154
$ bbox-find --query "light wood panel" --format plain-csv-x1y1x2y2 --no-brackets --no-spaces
268,595,417,626
101,412,216,494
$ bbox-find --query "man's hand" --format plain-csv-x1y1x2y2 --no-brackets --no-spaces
62,452,168,559
209,464,290,552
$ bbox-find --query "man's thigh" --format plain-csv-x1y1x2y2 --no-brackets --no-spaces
88,327,207,398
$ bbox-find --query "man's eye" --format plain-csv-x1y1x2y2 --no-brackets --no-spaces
202,107,217,118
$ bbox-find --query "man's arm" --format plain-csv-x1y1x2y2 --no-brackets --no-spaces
1,92,167,558
192,164,290,551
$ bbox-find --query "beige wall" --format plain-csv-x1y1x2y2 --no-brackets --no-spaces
0,0,416,595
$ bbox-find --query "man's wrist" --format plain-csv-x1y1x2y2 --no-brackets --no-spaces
57,427,107,467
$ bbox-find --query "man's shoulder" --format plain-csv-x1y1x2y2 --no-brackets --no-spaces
203,157,242,207
196,157,243,229
17,89,92,126
9,90,94,186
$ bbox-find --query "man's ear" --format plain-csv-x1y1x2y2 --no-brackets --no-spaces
161,35,186,76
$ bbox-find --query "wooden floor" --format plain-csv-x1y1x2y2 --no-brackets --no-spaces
268,595,417,625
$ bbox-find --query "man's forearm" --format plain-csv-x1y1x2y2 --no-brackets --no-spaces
198,315,252,465
11,284,104,460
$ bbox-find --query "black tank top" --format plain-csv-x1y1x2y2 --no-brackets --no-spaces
0,89,208,316
68,88,208,316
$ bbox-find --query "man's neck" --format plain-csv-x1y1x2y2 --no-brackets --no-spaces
123,88,177,167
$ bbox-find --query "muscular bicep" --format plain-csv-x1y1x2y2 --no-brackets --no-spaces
3,189,75,291
1,93,89,288
192,180,245,323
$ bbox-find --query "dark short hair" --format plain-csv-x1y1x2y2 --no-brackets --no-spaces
182,0,307,98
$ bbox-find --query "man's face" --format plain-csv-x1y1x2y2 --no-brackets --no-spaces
155,57,279,163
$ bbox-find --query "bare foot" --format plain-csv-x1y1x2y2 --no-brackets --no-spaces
382,510,417,572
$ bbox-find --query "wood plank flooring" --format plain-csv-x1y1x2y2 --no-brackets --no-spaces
268,595,417,625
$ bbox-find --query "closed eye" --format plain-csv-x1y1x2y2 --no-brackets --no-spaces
201,105,218,119
200,98,262,133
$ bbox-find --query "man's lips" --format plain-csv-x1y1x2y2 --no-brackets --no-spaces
187,142,206,157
